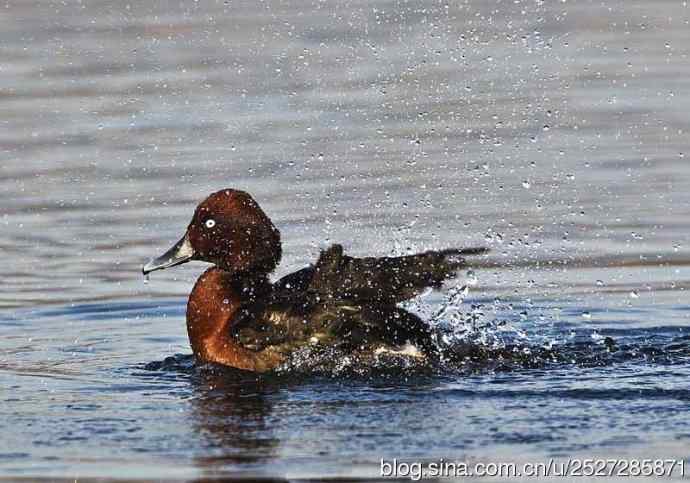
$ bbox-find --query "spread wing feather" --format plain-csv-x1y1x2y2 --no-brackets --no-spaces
306,244,488,304
236,244,488,353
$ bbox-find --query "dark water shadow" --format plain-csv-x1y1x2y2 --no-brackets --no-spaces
132,332,690,480
188,368,281,473
142,329,690,384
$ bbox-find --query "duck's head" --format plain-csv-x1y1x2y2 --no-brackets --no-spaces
143,189,281,276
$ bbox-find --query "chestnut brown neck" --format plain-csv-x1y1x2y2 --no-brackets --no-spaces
186,267,270,371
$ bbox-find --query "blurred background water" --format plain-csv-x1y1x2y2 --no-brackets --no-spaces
1,0,689,480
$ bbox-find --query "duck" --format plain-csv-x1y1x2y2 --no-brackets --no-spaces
143,189,488,372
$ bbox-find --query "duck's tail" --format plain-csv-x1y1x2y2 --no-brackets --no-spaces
309,244,489,304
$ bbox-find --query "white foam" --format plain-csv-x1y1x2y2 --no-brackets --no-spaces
374,342,423,358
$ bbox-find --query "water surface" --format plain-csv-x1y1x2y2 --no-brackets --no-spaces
1,0,689,480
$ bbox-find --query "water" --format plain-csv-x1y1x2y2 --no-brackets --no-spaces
1,0,689,479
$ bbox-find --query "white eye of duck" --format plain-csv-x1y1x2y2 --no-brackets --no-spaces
205,219,216,229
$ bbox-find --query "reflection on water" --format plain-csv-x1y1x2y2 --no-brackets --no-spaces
2,0,690,479
190,371,281,473
3,297,690,479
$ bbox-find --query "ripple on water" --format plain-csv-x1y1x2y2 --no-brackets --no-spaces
3,297,690,480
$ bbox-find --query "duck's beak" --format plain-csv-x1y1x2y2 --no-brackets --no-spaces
142,234,196,275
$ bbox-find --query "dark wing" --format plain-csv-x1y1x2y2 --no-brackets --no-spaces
234,300,438,355
235,244,487,354
271,265,314,296
307,244,488,304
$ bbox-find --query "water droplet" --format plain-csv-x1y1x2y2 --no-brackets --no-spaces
629,290,639,299
595,280,604,287
466,270,478,286
582,311,592,320
522,180,531,189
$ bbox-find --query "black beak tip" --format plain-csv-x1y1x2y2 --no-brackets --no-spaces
142,258,159,276
141,235,195,277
